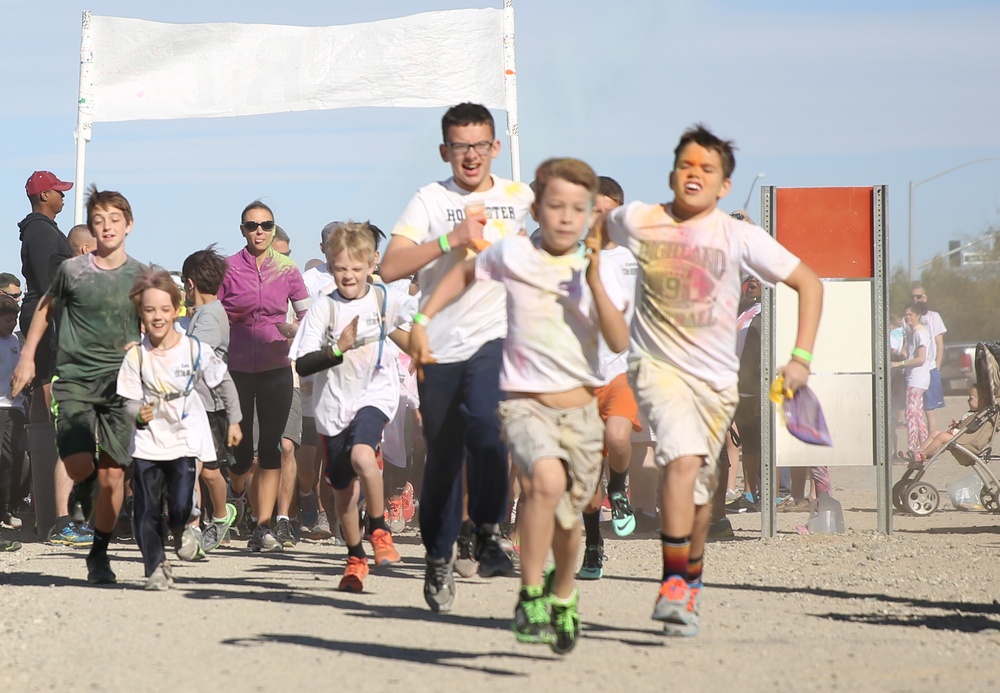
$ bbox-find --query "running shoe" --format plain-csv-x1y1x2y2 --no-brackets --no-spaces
370,528,401,565
1,538,21,552
384,499,405,534
577,544,604,581
49,520,94,547
707,517,735,540
399,482,416,522
201,503,238,553
144,562,174,591
86,554,116,585
652,576,700,636
305,510,334,541
115,496,134,540
549,589,581,655
176,525,204,561
2,512,22,530
512,585,553,644
338,555,369,593
248,525,282,553
298,491,319,530
454,520,478,578
476,525,514,578
609,491,636,537
275,517,297,548
424,552,456,613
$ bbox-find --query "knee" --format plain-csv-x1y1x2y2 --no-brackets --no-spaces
350,445,377,475
98,465,125,487
523,461,567,505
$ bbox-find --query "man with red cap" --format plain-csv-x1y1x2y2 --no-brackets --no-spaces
17,171,92,546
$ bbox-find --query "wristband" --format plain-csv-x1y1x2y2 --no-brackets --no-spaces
413,312,431,328
790,355,812,371
438,234,452,254
791,347,813,363
332,345,343,358
136,413,144,425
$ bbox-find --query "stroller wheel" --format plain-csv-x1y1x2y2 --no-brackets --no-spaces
891,479,910,512
980,485,1000,513
903,482,939,516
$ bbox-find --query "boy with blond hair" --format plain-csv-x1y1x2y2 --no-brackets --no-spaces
599,124,823,636
12,185,146,585
410,158,629,654
291,221,417,592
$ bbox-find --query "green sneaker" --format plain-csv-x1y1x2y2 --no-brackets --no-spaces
549,588,581,655
512,584,553,644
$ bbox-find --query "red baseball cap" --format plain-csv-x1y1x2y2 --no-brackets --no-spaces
25,171,73,197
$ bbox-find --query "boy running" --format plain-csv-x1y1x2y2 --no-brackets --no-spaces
12,185,147,584
410,158,629,654
118,270,243,589
291,221,416,592
182,246,242,552
380,102,533,612
600,125,822,636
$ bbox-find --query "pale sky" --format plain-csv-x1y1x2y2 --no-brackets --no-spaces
2,0,999,275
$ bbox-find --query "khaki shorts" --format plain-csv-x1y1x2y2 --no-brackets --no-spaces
628,356,738,506
498,397,604,530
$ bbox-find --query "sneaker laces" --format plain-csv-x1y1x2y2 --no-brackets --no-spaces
659,576,688,601
551,594,579,632
610,492,632,517
521,595,550,625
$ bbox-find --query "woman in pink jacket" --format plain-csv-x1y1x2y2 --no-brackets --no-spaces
219,200,310,553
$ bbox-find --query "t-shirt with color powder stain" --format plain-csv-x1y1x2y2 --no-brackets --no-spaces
474,235,602,394
46,253,145,383
391,174,533,364
606,204,799,391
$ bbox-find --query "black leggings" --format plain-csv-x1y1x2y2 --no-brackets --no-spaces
230,367,293,474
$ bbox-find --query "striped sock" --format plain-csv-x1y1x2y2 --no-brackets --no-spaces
687,553,703,586
661,533,691,582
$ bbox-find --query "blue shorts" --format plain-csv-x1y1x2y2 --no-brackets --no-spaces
320,407,388,490
924,369,946,410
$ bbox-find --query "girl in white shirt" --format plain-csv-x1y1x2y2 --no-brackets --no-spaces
892,303,931,454
117,269,242,591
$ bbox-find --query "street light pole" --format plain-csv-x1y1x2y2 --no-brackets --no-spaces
908,157,1000,280
742,172,765,210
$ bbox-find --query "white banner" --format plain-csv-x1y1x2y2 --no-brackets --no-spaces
87,9,505,123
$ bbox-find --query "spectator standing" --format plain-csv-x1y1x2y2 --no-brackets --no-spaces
17,171,92,546
909,286,946,432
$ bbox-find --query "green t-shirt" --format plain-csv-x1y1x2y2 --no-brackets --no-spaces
48,253,145,382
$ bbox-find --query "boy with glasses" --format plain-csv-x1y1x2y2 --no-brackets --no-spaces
380,102,533,612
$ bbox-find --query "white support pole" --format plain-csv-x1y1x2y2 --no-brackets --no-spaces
502,0,521,182
74,10,95,225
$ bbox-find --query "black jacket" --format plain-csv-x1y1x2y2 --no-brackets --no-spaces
17,212,71,332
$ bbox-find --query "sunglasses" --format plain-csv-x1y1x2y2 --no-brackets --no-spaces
0,288,22,301
242,220,275,232
911,294,925,299
730,211,747,221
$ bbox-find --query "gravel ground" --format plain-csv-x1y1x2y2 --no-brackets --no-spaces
2,396,998,692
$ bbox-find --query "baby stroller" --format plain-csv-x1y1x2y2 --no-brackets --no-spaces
893,341,1000,516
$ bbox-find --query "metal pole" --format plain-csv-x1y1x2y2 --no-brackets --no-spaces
907,180,914,281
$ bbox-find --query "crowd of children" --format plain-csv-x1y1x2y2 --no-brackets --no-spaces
5,103,823,653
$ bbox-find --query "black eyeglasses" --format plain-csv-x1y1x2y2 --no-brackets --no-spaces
0,288,22,301
911,294,925,299
444,141,494,156
242,220,275,232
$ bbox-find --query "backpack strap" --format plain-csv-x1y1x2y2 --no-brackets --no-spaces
372,283,388,371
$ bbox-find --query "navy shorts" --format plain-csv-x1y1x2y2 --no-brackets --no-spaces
320,407,388,490
924,369,946,410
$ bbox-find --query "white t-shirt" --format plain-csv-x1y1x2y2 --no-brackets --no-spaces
906,324,932,389
0,334,25,411
606,203,801,391
290,284,417,436
391,174,534,364
117,334,228,462
298,265,338,418
475,235,602,393
597,245,638,383
922,310,946,368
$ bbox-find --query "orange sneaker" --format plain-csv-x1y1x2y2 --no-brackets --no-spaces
338,555,369,592
370,528,401,565
385,499,405,533
400,482,415,522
